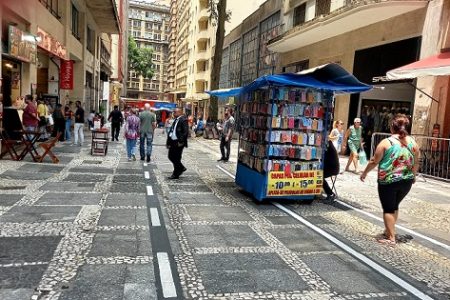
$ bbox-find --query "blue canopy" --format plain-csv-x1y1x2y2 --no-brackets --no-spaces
207,63,372,98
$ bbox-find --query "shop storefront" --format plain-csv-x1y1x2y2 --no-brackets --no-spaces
349,37,421,151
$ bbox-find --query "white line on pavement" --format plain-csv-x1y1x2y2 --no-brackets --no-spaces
150,208,161,227
144,171,150,179
215,165,450,252
146,185,153,196
273,203,433,300
335,200,450,251
143,163,148,167
157,252,177,298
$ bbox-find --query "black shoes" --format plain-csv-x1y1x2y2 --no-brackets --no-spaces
168,174,179,179
169,167,186,180
217,158,226,162
140,157,145,161
180,167,187,175
146,155,151,163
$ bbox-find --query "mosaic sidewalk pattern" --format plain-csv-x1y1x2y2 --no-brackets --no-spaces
0,139,156,300
152,132,450,300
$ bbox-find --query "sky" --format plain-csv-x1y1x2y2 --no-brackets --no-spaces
226,0,267,34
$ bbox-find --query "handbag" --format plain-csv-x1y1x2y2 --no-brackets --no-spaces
358,149,367,165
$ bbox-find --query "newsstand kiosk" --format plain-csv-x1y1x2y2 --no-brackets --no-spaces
209,64,371,202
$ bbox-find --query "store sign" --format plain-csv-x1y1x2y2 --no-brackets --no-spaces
60,60,74,90
36,27,68,60
267,170,323,196
8,26,37,63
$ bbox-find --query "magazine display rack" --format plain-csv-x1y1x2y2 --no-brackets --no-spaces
236,86,333,201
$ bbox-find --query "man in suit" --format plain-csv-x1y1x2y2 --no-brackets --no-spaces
166,108,189,179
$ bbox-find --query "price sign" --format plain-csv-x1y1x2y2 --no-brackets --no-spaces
267,170,323,197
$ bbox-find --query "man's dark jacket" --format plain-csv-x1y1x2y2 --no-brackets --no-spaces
108,110,123,124
166,115,189,148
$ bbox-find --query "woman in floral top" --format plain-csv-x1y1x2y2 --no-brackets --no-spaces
360,114,419,246
124,109,140,161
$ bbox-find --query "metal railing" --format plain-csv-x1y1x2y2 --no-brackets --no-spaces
371,132,450,182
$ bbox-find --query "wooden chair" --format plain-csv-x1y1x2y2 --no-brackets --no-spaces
38,132,61,163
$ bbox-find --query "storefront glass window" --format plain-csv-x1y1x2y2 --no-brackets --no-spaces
241,27,259,86
229,39,242,88
258,11,280,77
219,47,229,89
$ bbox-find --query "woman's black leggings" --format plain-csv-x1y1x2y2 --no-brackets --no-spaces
378,179,413,213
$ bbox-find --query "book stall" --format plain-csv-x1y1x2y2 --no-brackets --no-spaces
208,64,371,202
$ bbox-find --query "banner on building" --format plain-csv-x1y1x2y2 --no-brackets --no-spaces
60,60,74,90
8,26,37,63
102,81,110,101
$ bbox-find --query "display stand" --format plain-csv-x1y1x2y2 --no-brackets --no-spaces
208,64,372,202
236,86,332,201
91,128,109,156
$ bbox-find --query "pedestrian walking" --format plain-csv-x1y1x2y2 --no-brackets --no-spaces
108,105,123,141
87,110,95,130
64,105,73,142
124,108,140,161
22,95,39,139
329,120,344,153
323,140,340,202
52,104,65,141
37,99,49,141
73,101,85,146
139,103,157,162
165,113,174,135
342,118,364,173
360,114,419,245
217,108,235,162
166,107,189,179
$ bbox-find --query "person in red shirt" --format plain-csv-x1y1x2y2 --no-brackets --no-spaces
22,95,39,140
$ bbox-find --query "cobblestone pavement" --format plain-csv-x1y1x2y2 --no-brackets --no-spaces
1,129,449,300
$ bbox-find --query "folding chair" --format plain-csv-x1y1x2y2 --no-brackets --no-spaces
38,132,61,163
330,175,338,198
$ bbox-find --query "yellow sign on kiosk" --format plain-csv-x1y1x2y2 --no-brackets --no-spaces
267,170,323,196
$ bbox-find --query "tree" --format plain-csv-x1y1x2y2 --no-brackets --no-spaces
209,0,230,121
128,36,155,79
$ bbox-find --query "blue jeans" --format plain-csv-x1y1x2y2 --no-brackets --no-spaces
139,132,153,158
126,139,137,158
65,119,71,141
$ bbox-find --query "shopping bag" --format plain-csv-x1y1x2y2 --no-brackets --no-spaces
358,149,367,165
46,115,54,126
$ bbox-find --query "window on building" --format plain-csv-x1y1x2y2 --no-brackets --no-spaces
71,3,80,39
293,3,306,26
229,39,242,88
315,0,331,17
241,27,259,85
133,20,141,27
39,0,60,19
87,26,95,53
259,11,281,77
133,31,140,38
219,47,229,89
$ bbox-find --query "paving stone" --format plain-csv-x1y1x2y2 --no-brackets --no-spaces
116,168,143,175
53,146,83,153
82,160,103,165
123,283,157,300
185,206,254,222
0,170,54,180
266,216,301,225
168,184,212,193
184,225,268,248
62,174,107,183
59,265,125,300
0,186,26,191
35,193,102,206
269,227,340,253
97,209,148,226
89,230,151,257
21,155,73,164
0,236,62,264
194,253,308,293
0,288,34,300
125,264,155,284
113,175,147,183
172,193,224,204
109,182,146,193
301,253,400,294
39,182,96,192
16,164,65,173
0,206,81,223
68,167,114,174
0,265,48,289
0,194,23,206
105,194,147,207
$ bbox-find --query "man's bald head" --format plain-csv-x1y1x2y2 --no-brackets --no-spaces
144,103,151,111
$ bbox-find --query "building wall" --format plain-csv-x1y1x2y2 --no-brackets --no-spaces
280,8,426,128
127,0,170,100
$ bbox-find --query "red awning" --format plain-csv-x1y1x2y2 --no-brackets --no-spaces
386,52,450,80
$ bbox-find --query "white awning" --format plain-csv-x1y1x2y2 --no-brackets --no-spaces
386,52,450,79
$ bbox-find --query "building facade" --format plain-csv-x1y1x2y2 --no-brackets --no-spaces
127,0,170,100
0,0,120,115
166,0,216,119
219,0,450,139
